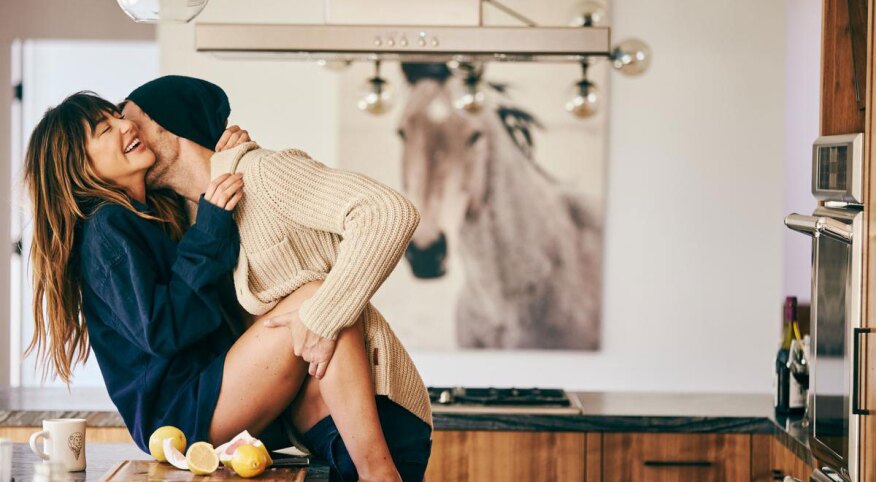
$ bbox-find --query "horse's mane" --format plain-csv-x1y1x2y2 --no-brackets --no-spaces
495,103,542,159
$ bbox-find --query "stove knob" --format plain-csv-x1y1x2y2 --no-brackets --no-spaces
438,390,453,404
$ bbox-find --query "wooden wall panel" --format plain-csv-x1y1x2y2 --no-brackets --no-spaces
425,430,586,482
821,0,868,135
861,0,876,478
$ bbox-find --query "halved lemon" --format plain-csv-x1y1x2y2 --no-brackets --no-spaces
186,441,219,475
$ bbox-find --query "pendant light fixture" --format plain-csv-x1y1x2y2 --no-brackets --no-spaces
452,63,487,113
565,61,599,118
358,61,394,115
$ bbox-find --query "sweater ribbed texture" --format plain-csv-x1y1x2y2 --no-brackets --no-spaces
211,142,432,428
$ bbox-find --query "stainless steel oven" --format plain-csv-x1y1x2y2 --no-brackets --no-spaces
785,133,864,482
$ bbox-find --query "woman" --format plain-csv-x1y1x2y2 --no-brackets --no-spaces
24,91,427,482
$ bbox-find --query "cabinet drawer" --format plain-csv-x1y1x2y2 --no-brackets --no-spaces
426,430,586,482
602,433,750,482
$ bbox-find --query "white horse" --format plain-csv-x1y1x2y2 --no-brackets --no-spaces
398,64,603,350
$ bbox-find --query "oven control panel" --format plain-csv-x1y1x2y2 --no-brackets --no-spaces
813,133,863,204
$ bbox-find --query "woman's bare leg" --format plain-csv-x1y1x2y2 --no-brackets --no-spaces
209,292,311,443
290,309,400,482
209,282,400,482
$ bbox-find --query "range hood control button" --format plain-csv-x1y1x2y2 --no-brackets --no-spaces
374,37,382,47
431,37,439,47
387,38,395,47
418,38,427,47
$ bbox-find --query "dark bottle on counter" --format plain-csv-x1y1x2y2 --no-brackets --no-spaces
774,296,805,414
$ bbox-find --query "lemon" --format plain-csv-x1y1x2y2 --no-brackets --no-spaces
148,426,186,462
186,441,219,475
252,440,273,468
231,444,268,478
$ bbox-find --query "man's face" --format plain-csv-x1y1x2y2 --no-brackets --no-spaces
121,101,179,188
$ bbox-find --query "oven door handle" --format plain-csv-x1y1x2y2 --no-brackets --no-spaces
853,327,871,415
784,214,853,243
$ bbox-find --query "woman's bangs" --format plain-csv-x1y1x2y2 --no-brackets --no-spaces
61,92,119,133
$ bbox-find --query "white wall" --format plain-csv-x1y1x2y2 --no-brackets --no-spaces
784,0,822,302
413,0,788,393
159,0,798,394
158,0,339,164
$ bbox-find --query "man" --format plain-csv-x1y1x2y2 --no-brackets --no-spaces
121,75,433,482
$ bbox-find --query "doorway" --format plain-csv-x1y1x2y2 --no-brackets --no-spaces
9,39,159,387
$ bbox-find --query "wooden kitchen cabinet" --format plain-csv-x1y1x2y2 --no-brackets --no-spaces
601,433,750,482
0,426,133,443
750,434,815,482
425,430,587,482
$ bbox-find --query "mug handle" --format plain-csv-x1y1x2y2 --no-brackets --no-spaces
29,430,50,460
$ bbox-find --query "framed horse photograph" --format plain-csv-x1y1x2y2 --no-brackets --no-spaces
334,4,609,351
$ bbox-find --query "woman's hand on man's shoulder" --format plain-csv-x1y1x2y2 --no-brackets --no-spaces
204,173,244,211
215,125,252,152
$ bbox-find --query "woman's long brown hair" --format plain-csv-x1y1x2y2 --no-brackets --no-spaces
23,92,187,384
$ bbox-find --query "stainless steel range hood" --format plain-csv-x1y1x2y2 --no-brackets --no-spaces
195,24,611,63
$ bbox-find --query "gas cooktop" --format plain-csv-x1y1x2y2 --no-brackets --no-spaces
427,387,582,414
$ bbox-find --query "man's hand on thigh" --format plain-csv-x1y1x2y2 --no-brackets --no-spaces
264,310,337,379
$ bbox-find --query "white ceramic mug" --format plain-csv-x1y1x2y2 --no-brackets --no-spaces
29,418,87,472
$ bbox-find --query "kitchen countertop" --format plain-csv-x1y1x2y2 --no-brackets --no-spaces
0,387,813,464
9,443,329,481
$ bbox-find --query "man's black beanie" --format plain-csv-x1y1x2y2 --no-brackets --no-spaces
127,75,230,150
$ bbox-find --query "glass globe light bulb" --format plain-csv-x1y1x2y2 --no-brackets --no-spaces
569,1,606,26
357,77,394,115
611,38,652,76
454,75,486,113
116,0,208,22
565,79,599,118
454,90,486,113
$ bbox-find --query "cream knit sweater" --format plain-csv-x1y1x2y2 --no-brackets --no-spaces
210,142,432,428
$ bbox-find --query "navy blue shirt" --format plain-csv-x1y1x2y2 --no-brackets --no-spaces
78,196,240,452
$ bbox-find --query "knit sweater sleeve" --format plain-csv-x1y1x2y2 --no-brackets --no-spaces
253,150,420,340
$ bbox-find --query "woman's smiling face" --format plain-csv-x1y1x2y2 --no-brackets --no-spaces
84,111,156,191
